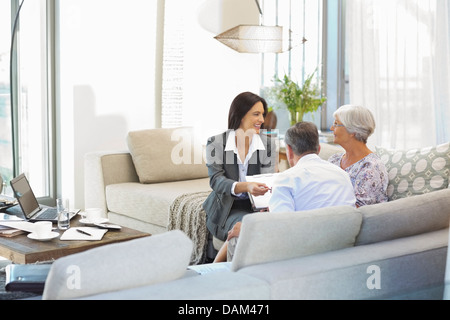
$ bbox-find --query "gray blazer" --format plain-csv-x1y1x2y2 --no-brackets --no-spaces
203,130,277,239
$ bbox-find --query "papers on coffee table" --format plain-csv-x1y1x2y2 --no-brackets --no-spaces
0,228,25,237
60,227,107,241
0,215,31,237
0,220,35,233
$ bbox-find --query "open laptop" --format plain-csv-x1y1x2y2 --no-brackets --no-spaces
6,173,78,222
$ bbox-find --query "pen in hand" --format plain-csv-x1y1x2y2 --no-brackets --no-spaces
76,228,92,236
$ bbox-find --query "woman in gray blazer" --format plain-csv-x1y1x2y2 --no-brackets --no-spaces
203,92,278,252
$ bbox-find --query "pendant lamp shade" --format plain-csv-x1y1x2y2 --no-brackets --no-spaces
214,25,293,53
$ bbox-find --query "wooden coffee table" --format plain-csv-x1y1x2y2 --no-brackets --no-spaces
0,216,150,264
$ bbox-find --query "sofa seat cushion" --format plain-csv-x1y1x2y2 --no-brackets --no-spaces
231,206,362,271
42,230,193,300
238,229,448,300
127,127,208,184
106,178,211,228
78,271,270,300
376,142,450,201
356,188,450,246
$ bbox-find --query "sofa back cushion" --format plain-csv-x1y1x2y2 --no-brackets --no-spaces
42,230,193,300
127,127,208,183
318,142,344,161
356,188,450,246
231,206,362,272
376,142,450,201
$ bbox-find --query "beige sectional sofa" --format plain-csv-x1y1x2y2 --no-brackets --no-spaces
43,188,450,299
76,128,450,299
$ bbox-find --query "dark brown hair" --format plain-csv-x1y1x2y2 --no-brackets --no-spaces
228,92,268,130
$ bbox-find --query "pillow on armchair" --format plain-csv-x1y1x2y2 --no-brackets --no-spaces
127,127,208,184
376,142,450,201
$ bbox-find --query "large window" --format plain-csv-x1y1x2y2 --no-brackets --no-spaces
345,0,450,148
0,1,12,192
259,0,325,134
324,0,349,130
0,0,55,205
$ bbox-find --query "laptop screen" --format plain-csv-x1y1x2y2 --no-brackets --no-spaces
10,173,41,218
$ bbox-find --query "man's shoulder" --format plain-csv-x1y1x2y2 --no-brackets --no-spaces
274,166,298,184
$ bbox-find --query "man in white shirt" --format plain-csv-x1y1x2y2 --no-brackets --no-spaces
223,122,356,262
269,121,356,212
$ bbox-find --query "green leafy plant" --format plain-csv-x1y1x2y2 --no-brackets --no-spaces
271,68,327,125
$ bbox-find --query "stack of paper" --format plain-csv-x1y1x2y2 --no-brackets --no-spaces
0,221,35,232
0,228,25,237
0,214,31,237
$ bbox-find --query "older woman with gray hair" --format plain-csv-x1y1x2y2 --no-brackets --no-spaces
328,105,388,207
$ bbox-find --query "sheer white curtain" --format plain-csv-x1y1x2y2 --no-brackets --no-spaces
346,0,450,149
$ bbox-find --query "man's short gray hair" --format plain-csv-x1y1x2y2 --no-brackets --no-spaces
284,122,320,156
333,105,376,144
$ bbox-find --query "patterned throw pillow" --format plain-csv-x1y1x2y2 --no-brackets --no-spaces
375,142,450,201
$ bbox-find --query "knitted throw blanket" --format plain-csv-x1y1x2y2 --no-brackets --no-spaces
168,192,210,265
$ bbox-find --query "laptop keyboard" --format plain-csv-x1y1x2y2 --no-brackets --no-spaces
37,208,57,219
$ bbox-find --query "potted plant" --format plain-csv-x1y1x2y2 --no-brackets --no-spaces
270,68,326,125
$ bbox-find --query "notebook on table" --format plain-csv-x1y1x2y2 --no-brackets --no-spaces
6,173,79,222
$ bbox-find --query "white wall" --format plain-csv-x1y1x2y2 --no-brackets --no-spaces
58,0,262,209
184,0,261,140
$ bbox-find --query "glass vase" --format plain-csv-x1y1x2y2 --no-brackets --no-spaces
289,110,304,126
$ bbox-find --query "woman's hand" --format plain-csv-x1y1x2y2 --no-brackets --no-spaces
234,182,270,196
227,222,242,241
247,182,271,196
